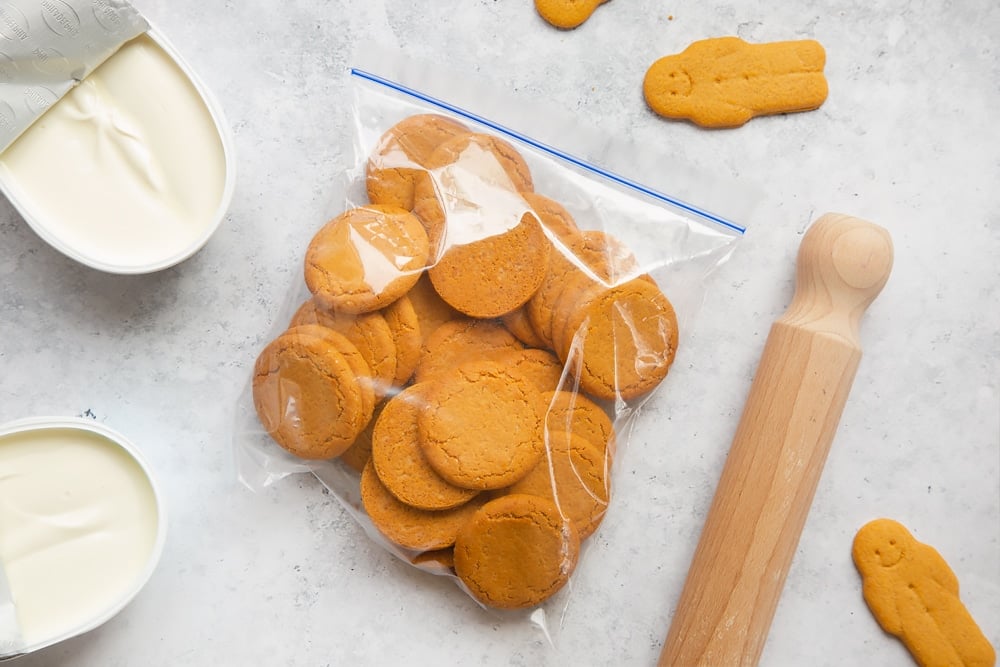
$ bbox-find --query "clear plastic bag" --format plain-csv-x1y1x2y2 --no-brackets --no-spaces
233,48,751,630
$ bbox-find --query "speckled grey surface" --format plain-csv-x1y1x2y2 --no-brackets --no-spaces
1,1,997,665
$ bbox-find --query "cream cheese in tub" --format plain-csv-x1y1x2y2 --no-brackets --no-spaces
0,1,235,274
0,418,166,659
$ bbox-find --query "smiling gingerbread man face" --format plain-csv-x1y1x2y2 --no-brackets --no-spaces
854,518,910,570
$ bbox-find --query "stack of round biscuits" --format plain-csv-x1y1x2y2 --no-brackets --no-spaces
252,113,678,609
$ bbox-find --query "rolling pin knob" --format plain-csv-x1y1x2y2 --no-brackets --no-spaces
658,214,893,667
785,213,893,341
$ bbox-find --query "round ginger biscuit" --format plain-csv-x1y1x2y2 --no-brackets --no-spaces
427,132,534,194
413,318,523,384
428,210,551,318
454,493,580,609
365,114,469,210
550,268,604,360
406,272,463,347
287,325,375,423
418,359,545,490
526,232,593,348
543,390,616,462
550,232,654,358
562,279,679,400
304,205,429,315
508,430,610,540
252,328,366,460
382,294,422,386
492,348,564,393
500,305,548,349
372,384,480,510
361,461,487,552
413,132,535,260
290,298,398,398
550,271,656,362
521,192,580,243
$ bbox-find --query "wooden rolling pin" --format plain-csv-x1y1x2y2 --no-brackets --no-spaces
658,213,893,667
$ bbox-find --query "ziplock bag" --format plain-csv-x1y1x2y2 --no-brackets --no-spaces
233,47,753,633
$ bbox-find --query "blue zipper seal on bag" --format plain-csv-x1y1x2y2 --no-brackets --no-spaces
350,68,746,235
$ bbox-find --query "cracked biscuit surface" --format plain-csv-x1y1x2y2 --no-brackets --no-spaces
454,493,580,609
290,298,398,399
418,359,545,490
508,430,609,540
372,383,479,511
414,318,522,384
560,278,678,400
252,326,368,459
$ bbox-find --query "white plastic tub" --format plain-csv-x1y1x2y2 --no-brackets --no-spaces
0,28,236,274
0,417,166,659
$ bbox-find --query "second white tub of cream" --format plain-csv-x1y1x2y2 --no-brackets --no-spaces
0,417,167,658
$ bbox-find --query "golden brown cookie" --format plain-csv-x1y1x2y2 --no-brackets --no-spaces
252,327,368,460
501,306,548,349
508,430,609,539
491,348,564,393
381,294,421,387
406,272,463,347
526,232,589,349
338,403,383,473
643,37,828,128
454,493,580,609
535,0,608,30
559,278,678,400
360,461,488,552
428,210,551,319
418,359,545,490
413,318,523,384
527,229,634,349
288,324,375,423
551,275,654,361
543,390,616,462
371,384,480,510
579,229,646,283
304,205,429,315
853,519,997,667
412,132,535,258
289,298,398,398
521,192,580,244
428,132,534,194
365,114,469,210
549,266,604,358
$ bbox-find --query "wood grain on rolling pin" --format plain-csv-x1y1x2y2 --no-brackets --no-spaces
659,213,893,667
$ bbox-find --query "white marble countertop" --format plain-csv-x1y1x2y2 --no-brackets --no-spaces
2,1,997,665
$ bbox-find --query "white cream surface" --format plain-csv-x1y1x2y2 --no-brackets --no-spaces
0,427,159,648
0,33,226,270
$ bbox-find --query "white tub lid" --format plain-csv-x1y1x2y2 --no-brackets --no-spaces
0,0,148,152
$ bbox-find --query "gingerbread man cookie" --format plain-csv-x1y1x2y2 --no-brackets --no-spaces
643,36,828,128
535,0,608,30
852,518,995,667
